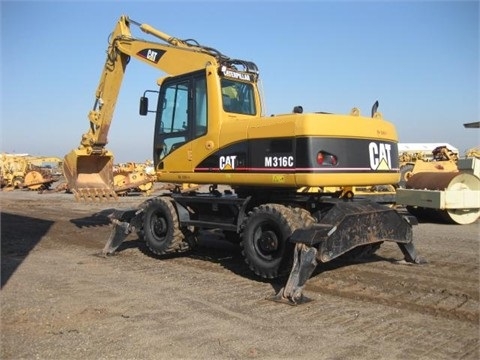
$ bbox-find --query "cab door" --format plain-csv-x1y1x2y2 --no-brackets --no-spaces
153,70,209,174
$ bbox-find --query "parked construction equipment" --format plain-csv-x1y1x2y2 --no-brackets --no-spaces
63,15,424,303
398,144,459,187
397,159,479,225
113,162,155,196
396,140,480,225
0,154,57,190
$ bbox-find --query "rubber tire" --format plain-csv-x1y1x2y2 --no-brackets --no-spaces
143,197,185,255
240,204,299,279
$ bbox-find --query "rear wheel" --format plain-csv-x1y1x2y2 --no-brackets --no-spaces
240,204,300,279
143,197,186,255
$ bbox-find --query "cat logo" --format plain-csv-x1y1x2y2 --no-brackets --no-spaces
368,142,392,170
146,49,158,62
219,155,237,170
137,48,165,64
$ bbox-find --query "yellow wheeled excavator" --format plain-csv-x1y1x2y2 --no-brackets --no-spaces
64,15,425,304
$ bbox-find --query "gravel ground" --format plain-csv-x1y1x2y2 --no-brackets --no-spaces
1,188,479,359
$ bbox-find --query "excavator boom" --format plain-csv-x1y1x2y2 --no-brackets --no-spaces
63,15,223,200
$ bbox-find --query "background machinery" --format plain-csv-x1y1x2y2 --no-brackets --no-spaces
0,154,58,191
398,143,459,187
63,15,423,303
113,161,156,196
396,139,480,225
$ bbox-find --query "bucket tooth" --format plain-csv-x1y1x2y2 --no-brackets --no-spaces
71,187,117,202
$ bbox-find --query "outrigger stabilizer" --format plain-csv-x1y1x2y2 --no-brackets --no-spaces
270,201,427,305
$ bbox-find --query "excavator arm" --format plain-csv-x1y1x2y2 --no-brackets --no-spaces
63,15,222,200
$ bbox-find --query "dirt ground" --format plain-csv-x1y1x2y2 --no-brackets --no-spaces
1,186,479,360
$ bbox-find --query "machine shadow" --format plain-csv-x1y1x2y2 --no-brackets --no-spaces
70,212,405,294
110,229,400,295
130,232,265,283
1,212,54,288
69,209,119,228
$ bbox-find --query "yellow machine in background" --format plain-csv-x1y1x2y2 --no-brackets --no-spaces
465,146,480,159
63,15,425,304
398,144,459,187
27,156,63,176
0,154,58,190
396,139,480,225
0,154,28,189
113,161,155,195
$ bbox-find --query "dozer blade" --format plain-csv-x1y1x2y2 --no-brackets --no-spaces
63,149,117,201
270,200,426,305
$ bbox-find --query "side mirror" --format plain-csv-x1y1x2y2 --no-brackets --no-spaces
139,96,149,116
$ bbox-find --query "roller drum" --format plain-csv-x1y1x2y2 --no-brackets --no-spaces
406,172,480,225
407,172,467,190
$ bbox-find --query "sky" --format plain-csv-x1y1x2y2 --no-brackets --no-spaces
1,0,479,163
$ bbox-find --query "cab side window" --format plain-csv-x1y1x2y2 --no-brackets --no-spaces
221,78,256,115
156,81,188,158
194,77,207,136
155,73,208,160
161,82,189,134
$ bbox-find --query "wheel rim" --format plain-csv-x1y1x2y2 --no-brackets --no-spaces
241,204,302,279
252,224,281,260
151,213,168,240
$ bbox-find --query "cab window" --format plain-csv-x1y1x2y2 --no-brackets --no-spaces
195,77,207,136
221,78,256,115
154,72,208,161
160,81,189,134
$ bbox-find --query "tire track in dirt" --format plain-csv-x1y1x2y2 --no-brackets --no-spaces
114,250,479,360
107,243,480,359
306,273,478,324
301,253,479,323
31,209,480,328
3,192,478,359
117,235,480,324
112,237,479,331
111,231,480,325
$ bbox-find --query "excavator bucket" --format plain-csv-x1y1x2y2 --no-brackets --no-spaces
63,149,117,201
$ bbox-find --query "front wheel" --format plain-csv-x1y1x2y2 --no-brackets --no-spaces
240,204,300,279
142,197,185,255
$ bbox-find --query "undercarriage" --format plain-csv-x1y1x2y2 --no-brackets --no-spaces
103,186,425,304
